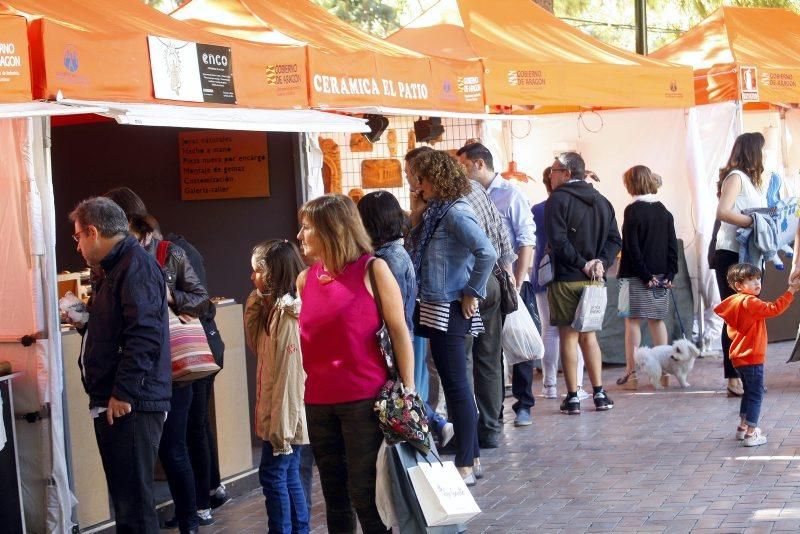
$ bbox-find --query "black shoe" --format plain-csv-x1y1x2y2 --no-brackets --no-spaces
560,395,581,415
478,437,499,449
164,517,178,530
209,487,231,509
593,390,614,411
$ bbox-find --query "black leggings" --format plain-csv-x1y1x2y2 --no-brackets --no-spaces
714,249,741,380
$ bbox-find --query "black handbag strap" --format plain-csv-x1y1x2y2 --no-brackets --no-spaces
367,258,398,371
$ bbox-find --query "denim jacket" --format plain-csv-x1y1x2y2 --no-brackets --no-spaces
375,239,416,335
416,199,498,302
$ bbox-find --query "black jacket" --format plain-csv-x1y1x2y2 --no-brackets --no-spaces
164,233,225,366
145,237,209,318
80,235,171,411
545,180,622,282
618,200,678,283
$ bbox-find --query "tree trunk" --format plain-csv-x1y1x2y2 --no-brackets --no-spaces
533,0,553,12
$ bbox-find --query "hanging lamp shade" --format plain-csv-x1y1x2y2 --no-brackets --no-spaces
501,160,531,183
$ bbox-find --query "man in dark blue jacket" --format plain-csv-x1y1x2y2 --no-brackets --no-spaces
69,197,170,534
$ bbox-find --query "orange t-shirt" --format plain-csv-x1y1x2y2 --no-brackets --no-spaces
713,291,794,367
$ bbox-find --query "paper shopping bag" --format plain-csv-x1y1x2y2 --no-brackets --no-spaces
571,283,607,332
407,460,481,526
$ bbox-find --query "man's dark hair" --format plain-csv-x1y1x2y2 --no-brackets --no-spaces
104,187,148,221
456,142,494,171
556,152,585,180
357,191,406,248
726,263,762,290
404,145,434,162
69,197,130,238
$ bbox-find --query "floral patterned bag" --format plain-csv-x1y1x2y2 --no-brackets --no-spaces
368,259,431,455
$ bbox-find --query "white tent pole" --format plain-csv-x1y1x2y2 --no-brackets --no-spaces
735,100,744,135
780,107,791,187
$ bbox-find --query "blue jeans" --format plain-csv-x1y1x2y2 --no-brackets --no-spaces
413,335,430,403
159,385,198,533
298,444,314,513
259,442,310,534
738,364,765,427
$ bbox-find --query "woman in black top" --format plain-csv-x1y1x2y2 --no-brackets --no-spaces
616,166,679,388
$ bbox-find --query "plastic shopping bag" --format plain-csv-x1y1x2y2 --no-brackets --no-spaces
571,283,607,332
407,460,481,526
502,303,544,365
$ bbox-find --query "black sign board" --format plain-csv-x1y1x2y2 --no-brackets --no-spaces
196,44,236,104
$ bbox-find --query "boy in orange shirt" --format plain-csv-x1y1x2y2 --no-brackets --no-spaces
714,263,798,447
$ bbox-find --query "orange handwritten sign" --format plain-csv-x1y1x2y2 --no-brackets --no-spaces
179,130,269,200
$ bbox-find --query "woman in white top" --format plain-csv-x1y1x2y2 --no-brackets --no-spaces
714,132,767,397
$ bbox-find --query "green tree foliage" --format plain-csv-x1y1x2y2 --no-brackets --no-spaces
312,0,408,37
555,0,800,52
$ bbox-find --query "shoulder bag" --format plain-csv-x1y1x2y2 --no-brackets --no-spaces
156,241,220,382
368,258,431,455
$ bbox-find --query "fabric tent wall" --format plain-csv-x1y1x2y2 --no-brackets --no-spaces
502,105,739,342
0,117,72,533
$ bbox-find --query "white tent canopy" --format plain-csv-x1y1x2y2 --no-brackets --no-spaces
60,99,369,133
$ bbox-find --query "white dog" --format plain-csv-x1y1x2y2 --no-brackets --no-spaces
634,339,701,389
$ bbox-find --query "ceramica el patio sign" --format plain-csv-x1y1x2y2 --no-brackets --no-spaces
179,130,269,200
148,36,236,104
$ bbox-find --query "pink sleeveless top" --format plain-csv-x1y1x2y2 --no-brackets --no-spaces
299,254,388,404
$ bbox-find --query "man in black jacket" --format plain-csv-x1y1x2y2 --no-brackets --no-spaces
69,197,170,533
545,152,622,416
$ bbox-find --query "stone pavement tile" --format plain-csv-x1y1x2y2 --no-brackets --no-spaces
204,342,800,532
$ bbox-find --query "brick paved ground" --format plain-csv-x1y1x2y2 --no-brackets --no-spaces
206,341,800,533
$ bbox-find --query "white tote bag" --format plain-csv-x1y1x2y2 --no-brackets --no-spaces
407,460,481,526
571,283,607,332
502,302,544,365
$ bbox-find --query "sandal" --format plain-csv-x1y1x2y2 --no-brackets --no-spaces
616,370,635,386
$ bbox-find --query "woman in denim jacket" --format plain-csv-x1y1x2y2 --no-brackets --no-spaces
409,151,497,485
358,191,455,448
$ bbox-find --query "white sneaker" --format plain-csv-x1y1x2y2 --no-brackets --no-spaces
576,387,590,401
742,428,767,447
542,385,557,398
440,422,455,448
736,426,747,440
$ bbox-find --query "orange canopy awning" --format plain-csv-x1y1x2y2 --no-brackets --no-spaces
0,0,309,109
387,0,694,109
651,6,800,106
172,0,485,113
0,14,31,102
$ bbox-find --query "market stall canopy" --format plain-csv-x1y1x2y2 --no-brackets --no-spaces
387,0,694,109
172,0,485,113
0,0,309,109
651,7,800,106
0,14,31,102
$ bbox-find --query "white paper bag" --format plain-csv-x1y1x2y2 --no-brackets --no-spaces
502,301,544,365
407,460,481,526
571,283,607,332
375,441,398,528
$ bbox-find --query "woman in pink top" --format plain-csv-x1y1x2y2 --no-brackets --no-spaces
296,194,414,534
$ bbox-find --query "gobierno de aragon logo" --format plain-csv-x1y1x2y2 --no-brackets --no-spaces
63,45,79,73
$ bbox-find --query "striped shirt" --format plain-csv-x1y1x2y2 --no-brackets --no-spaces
418,301,485,336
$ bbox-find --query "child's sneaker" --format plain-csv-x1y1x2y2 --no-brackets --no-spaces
593,390,614,411
576,386,590,401
560,395,581,415
742,428,767,447
541,385,558,398
736,425,747,440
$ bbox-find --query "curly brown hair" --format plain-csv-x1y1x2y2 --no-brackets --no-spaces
410,150,471,201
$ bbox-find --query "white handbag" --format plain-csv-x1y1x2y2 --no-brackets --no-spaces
407,460,481,526
571,282,607,332
537,252,553,286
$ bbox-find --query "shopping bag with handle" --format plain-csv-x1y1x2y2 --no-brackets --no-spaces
407,458,481,526
502,297,544,365
571,281,607,332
